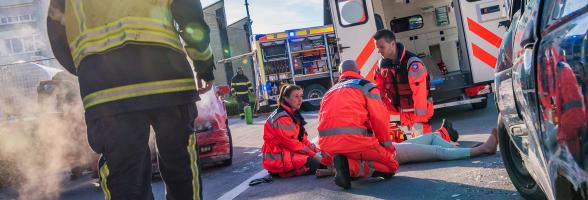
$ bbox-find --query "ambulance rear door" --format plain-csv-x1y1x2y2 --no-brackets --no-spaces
328,0,381,79
454,0,509,84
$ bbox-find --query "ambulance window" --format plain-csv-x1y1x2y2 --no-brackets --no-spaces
375,14,384,30
336,0,368,27
390,15,424,33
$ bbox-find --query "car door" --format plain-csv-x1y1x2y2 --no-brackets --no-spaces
536,0,588,196
509,0,554,197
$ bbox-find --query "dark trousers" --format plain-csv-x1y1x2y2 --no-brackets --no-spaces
236,94,250,118
87,103,201,200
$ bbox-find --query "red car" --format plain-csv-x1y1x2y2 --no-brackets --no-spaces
150,85,232,173
193,85,233,166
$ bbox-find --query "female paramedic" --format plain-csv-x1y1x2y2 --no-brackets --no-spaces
261,84,331,177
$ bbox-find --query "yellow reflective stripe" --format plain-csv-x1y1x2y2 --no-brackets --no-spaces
99,162,111,200
73,29,181,66
188,134,201,200
70,17,177,51
186,46,213,61
232,82,249,86
234,91,249,95
83,79,196,109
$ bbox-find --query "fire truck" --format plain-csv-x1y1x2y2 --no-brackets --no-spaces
220,0,509,111
251,26,340,110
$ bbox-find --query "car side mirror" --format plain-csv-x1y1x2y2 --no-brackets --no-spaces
217,85,231,97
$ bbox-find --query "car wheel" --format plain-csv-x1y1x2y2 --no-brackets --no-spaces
498,117,546,199
302,84,326,111
472,95,488,110
221,119,233,166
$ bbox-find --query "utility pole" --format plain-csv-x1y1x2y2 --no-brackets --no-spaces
244,0,256,87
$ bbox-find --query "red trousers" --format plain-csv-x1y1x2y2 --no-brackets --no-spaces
342,145,399,178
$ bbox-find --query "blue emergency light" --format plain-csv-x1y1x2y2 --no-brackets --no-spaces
287,31,296,37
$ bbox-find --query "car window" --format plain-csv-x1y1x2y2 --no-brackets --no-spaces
551,0,587,20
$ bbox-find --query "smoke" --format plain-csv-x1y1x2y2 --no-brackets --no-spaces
0,65,96,200
0,1,97,199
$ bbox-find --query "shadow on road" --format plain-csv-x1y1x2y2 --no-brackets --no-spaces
241,174,520,200
349,175,521,200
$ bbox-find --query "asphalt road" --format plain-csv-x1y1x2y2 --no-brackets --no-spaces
1,97,523,200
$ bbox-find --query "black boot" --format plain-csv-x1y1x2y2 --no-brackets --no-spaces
333,155,351,189
441,119,459,142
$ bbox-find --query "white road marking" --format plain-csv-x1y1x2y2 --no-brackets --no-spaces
216,137,319,200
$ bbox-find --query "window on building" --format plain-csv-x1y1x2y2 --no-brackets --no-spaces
0,14,33,25
3,36,40,55
19,15,30,21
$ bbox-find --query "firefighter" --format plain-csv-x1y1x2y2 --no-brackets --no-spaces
47,0,214,199
373,29,458,141
231,67,254,119
319,60,499,189
318,60,399,189
261,85,330,177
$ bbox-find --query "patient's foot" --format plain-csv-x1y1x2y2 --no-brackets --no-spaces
471,128,498,156
481,128,498,154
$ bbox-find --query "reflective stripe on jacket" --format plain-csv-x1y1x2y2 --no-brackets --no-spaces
63,0,213,67
318,71,395,154
231,74,253,95
261,104,319,174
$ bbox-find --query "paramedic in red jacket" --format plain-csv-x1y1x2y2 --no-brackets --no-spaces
261,85,329,177
373,29,438,138
318,60,399,189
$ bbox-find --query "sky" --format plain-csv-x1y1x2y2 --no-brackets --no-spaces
202,0,325,34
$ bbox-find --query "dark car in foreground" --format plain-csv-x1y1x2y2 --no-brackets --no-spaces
495,0,587,199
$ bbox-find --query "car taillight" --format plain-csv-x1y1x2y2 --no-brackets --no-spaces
465,85,491,97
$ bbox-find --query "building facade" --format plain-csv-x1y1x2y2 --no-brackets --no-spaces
204,0,253,86
227,17,254,83
0,0,56,68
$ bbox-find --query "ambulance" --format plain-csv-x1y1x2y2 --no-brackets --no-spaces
326,0,509,110
220,0,509,111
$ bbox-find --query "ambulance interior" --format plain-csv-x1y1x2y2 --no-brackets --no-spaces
374,0,475,101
